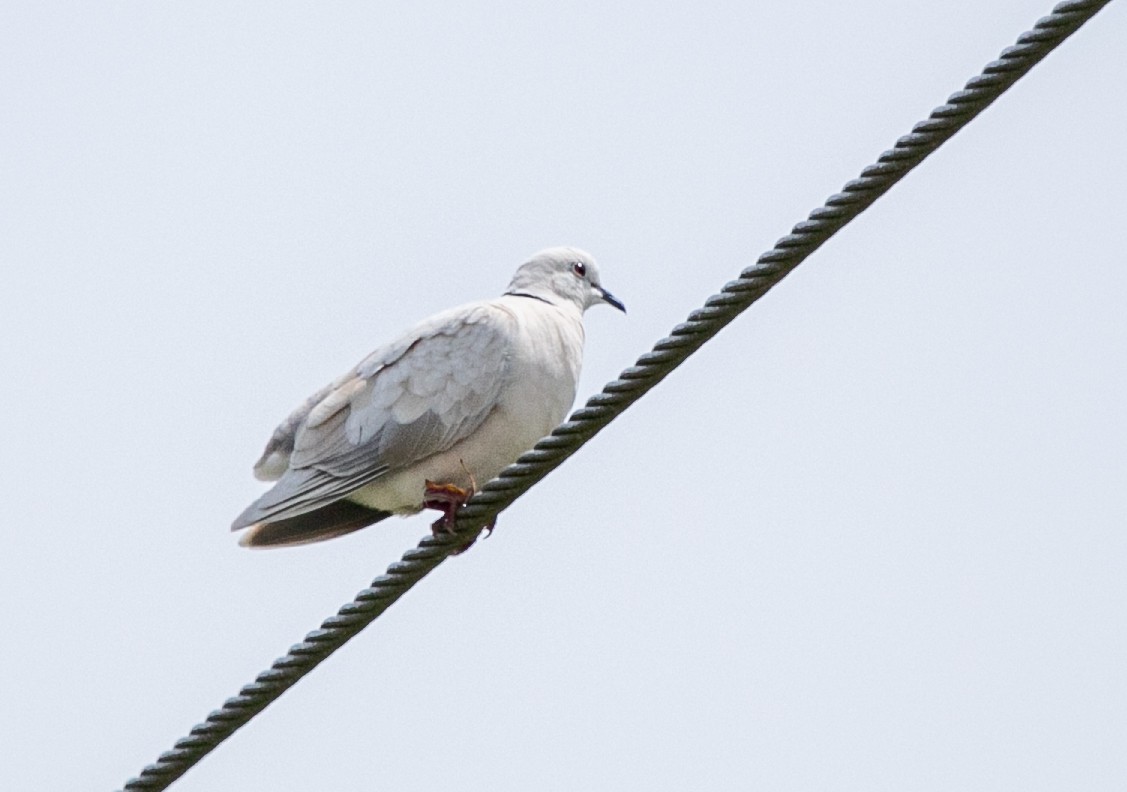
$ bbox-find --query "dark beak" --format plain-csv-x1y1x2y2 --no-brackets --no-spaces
598,287,626,314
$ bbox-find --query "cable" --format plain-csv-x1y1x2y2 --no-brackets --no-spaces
120,2,1113,788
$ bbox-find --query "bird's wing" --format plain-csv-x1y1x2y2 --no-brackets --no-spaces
233,302,514,528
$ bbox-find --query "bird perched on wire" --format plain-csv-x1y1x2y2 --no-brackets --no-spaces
232,247,625,548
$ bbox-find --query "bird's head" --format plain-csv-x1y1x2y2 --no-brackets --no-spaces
506,247,626,314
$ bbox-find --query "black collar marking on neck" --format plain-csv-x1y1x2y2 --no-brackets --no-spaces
505,291,556,306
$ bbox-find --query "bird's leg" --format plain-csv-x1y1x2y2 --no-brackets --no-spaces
424,467,497,554
423,480,472,535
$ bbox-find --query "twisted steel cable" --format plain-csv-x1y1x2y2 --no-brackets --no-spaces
121,2,1113,788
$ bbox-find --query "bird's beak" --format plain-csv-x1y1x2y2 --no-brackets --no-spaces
598,287,626,314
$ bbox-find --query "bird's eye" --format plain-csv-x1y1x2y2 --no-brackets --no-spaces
571,261,587,278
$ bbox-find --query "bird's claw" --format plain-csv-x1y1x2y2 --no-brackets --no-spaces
424,479,498,553
424,480,472,535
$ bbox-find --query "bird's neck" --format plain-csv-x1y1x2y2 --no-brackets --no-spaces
504,289,559,308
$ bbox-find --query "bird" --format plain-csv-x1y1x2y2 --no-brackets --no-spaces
232,247,625,548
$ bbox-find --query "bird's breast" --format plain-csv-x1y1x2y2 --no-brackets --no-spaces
497,302,585,442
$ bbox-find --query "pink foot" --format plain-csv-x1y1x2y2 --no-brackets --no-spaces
423,479,497,554
424,480,472,535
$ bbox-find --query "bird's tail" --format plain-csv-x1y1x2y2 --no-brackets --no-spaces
237,500,392,548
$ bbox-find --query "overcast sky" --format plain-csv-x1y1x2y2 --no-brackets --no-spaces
3,2,1125,790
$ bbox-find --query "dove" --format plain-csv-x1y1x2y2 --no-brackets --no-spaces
232,247,625,548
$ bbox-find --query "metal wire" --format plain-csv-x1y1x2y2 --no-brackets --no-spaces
120,2,1113,788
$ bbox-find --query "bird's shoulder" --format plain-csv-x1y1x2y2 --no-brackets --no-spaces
354,298,516,381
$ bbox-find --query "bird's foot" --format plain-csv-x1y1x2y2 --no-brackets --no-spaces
424,480,472,535
446,514,498,555
424,479,497,554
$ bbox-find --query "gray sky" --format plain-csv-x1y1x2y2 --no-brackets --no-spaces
3,2,1125,790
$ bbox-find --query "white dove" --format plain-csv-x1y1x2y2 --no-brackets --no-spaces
232,247,625,548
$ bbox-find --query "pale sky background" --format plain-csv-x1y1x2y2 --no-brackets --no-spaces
3,2,1125,790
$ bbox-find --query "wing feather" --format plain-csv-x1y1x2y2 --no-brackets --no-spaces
241,301,514,523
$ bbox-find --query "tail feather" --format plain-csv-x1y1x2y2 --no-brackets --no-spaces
238,500,392,548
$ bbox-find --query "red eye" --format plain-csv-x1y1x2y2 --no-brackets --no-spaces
572,261,587,277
